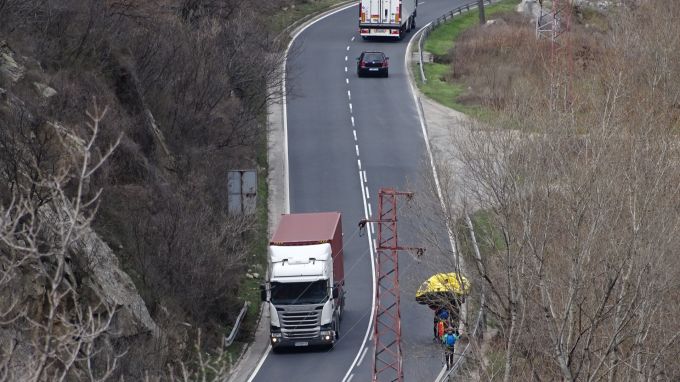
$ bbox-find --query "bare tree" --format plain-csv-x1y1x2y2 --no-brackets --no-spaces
416,1,680,381
0,102,123,381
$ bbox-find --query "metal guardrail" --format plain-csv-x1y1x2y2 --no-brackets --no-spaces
224,301,250,348
434,213,488,381
417,0,495,84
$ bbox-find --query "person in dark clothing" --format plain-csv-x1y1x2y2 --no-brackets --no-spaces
433,307,449,341
442,327,460,370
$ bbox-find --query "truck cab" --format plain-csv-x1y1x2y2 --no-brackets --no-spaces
261,213,345,350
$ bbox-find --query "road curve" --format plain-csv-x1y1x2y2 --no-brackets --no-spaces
251,1,472,381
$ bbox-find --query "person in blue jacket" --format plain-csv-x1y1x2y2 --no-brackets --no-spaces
442,327,460,370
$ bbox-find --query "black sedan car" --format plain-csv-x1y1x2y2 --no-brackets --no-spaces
357,51,389,77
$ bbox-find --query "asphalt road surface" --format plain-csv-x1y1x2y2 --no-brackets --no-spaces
252,1,473,380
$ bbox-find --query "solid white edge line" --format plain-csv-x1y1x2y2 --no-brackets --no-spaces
357,346,369,367
406,24,457,256
341,172,377,382
246,345,271,382
249,3,359,381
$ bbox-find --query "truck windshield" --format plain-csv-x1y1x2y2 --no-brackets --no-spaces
270,280,328,305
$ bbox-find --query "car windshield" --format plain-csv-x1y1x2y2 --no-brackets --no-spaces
270,280,328,305
363,53,384,62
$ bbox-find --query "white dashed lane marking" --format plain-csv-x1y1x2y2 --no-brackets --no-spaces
343,45,375,376
357,346,368,366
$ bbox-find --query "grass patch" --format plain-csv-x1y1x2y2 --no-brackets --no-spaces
420,62,489,117
417,0,520,114
424,0,520,56
469,209,506,253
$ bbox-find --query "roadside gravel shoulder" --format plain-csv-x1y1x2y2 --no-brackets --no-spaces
406,25,480,381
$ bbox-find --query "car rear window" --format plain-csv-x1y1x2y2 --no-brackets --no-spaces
363,53,384,62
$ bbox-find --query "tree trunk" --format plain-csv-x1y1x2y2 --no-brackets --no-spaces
478,0,486,25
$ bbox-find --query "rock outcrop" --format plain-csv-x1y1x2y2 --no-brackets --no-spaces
0,40,25,83
71,218,160,338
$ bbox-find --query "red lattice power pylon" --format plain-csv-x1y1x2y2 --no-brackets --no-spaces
360,188,422,382
536,0,574,109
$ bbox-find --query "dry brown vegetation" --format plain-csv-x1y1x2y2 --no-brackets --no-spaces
421,1,680,381
447,9,607,111
0,0,304,379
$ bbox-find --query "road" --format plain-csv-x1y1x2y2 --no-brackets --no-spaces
252,1,472,380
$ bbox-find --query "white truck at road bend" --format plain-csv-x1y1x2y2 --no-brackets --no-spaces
260,212,345,350
359,0,417,39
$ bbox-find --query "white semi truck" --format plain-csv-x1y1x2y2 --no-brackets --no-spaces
359,0,418,39
260,212,345,350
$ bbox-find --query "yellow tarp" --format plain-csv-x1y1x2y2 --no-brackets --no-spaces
416,272,471,299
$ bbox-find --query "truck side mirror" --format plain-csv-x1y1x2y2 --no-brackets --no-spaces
260,284,268,302
332,287,339,299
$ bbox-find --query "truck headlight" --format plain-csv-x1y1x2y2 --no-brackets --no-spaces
320,330,333,341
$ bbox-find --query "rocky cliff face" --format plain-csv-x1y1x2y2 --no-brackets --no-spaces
0,39,163,380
